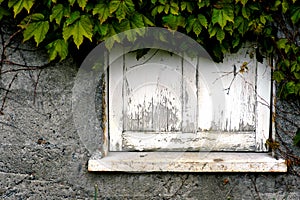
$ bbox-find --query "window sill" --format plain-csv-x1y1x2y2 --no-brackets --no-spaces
88,152,287,172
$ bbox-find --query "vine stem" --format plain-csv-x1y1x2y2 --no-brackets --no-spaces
0,73,18,115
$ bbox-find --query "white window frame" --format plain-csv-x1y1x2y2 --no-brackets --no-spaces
86,45,287,172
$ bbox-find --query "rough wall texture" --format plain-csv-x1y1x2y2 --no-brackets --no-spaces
0,27,300,200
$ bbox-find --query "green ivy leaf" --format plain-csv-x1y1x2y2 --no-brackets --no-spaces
99,22,121,48
157,5,164,13
8,0,35,18
105,35,116,50
242,7,250,19
235,0,248,6
65,11,80,26
274,0,281,9
162,14,185,30
186,16,196,33
260,15,266,24
186,15,205,36
110,0,135,22
19,13,49,46
109,0,120,13
282,0,289,14
291,6,300,24
208,25,218,38
181,1,193,13
249,4,259,11
93,2,110,24
50,4,69,25
170,2,179,15
94,23,108,37
68,0,76,6
0,7,10,20
294,128,300,146
119,20,132,40
273,71,285,83
286,81,296,94
296,82,300,95
232,36,240,48
198,14,208,28
151,6,158,16
276,38,288,49
291,61,298,72
63,15,93,49
107,22,120,40
142,14,155,26
119,13,145,42
282,59,290,69
294,72,300,80
118,0,134,22
151,5,165,16
128,13,144,28
46,39,68,61
19,13,40,28
216,28,225,43
234,16,248,35
224,23,234,35
197,0,210,9
212,5,234,29
193,20,202,36
164,4,170,14
77,0,87,10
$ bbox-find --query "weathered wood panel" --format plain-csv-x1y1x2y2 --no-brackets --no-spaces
211,49,256,132
108,47,271,152
108,47,124,151
182,54,198,132
123,50,182,132
122,131,255,151
255,60,272,152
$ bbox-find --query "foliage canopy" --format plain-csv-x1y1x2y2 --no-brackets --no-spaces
0,0,300,98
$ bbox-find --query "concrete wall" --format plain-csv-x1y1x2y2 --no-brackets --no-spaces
0,27,299,200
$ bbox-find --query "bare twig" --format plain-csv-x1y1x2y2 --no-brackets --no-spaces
0,23,52,113
166,174,189,200
128,49,159,69
276,123,293,151
212,71,233,84
0,73,18,114
0,27,23,72
250,175,262,200
0,60,51,72
276,113,300,130
33,69,42,105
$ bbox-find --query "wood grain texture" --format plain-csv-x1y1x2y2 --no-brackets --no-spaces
108,47,271,152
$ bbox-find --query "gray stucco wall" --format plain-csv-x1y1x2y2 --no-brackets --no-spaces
0,27,299,200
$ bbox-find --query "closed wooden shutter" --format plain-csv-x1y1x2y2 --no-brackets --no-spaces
108,48,271,152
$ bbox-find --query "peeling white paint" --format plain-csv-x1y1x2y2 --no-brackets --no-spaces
108,47,272,152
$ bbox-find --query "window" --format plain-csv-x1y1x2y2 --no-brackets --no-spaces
109,49,262,152
87,47,286,172
73,28,286,172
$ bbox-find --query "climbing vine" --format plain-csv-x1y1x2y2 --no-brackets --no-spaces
0,0,299,97
0,0,299,168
